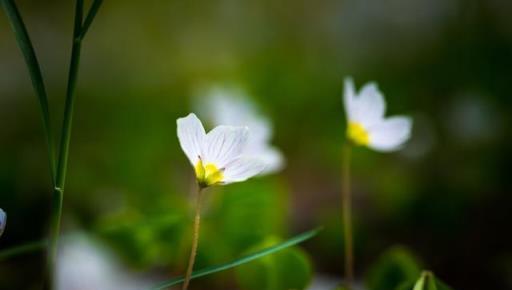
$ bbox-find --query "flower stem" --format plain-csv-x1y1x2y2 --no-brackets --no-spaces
342,143,353,289
182,187,205,290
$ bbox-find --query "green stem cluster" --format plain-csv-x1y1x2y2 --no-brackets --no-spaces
0,0,103,288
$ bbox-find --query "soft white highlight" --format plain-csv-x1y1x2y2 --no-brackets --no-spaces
56,233,150,290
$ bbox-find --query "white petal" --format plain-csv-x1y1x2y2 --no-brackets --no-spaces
222,156,267,184
204,86,256,127
177,113,206,165
354,82,386,126
196,85,285,174
343,77,357,121
203,125,249,168
257,147,284,174
367,116,413,152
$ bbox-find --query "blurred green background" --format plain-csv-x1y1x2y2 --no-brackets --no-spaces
0,0,511,289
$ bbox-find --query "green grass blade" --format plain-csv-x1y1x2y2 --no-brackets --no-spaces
148,227,323,290
0,239,47,261
55,0,83,189
80,0,103,39
0,0,56,182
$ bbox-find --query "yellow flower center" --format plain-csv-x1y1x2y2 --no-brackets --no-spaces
347,122,370,146
195,159,224,187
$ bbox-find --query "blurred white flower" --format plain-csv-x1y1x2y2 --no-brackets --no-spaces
0,208,6,237
196,86,284,174
56,233,150,290
177,113,267,187
343,78,412,152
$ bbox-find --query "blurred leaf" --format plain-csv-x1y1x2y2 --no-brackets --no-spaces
412,272,428,290
397,271,455,290
96,179,289,272
148,227,322,290
96,210,187,267
212,179,287,253
235,236,312,290
365,246,422,290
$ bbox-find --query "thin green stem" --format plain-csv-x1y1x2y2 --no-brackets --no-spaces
80,0,103,39
0,0,56,183
0,239,47,261
54,0,83,189
342,143,353,289
182,187,205,290
47,187,63,266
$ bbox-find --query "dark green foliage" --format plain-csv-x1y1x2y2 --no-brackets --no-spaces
235,237,312,290
365,246,422,290
147,227,321,290
396,271,455,290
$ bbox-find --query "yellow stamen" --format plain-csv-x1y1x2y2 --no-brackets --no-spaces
194,159,224,187
347,122,370,146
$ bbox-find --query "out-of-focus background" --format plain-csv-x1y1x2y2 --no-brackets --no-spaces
0,0,511,289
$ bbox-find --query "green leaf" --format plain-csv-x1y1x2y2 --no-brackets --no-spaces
97,211,188,267
365,246,422,290
0,0,56,180
213,180,288,253
412,273,426,290
147,227,322,290
399,271,455,290
235,237,312,290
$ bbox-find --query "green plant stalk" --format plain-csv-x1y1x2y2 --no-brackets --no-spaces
149,227,323,290
47,0,84,280
182,187,205,290
47,0,104,269
342,143,354,289
0,0,56,182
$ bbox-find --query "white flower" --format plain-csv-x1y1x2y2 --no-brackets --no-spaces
0,208,5,237
343,77,413,152
177,113,267,187
196,86,284,174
